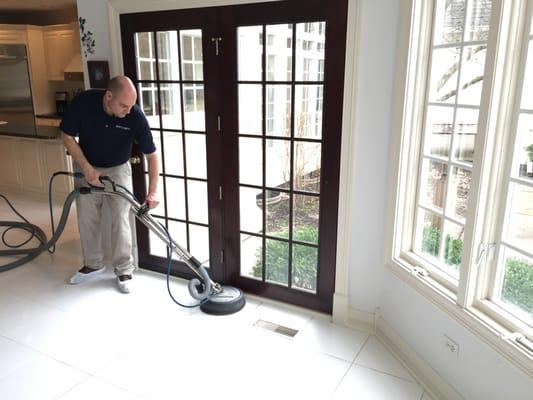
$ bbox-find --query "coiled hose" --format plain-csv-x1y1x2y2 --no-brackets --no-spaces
0,186,81,273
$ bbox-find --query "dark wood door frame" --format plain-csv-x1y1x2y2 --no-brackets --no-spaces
120,0,348,313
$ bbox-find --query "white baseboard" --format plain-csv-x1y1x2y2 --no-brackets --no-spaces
347,307,376,334
333,293,375,333
332,292,350,325
375,314,464,400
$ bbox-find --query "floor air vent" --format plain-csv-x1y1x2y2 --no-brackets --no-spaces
254,319,299,338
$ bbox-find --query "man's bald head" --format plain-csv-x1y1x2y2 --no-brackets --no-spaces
106,76,136,96
103,76,137,118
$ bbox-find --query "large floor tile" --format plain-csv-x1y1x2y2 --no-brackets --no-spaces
251,301,315,331
422,391,436,400
0,336,39,380
148,333,351,400
57,377,147,400
332,365,424,400
2,309,122,374
294,316,369,361
355,335,416,382
0,354,87,400
0,294,68,336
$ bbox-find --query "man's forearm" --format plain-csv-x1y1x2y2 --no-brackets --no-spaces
61,132,89,171
146,152,160,195
61,132,102,185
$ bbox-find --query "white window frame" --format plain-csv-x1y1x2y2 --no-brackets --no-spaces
387,0,533,376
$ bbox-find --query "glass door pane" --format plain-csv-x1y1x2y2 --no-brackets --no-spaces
237,22,326,294
134,29,210,268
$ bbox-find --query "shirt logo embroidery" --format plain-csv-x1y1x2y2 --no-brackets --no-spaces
115,125,131,131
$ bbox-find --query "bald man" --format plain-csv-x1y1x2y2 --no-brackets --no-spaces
60,76,160,293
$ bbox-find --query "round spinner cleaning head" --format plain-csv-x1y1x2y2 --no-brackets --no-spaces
200,285,246,315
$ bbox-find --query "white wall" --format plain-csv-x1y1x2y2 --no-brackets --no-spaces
348,0,398,313
76,0,533,398
76,0,113,89
381,273,532,399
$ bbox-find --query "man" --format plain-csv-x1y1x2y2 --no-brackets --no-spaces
60,76,159,293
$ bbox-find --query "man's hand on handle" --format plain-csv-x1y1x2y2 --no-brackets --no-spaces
145,191,159,209
82,164,102,186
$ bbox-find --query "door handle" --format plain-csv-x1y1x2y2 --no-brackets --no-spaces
129,156,141,165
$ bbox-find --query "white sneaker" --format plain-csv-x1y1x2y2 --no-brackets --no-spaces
117,275,132,294
69,266,106,285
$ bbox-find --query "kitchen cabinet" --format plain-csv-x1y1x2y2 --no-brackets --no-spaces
18,138,46,193
43,25,77,81
0,26,26,44
41,141,73,196
36,118,61,127
0,137,20,190
0,24,54,115
0,137,73,197
26,27,54,115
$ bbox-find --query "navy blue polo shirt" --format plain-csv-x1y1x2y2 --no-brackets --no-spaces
60,89,156,168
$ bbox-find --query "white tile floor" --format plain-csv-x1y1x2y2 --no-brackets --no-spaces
0,192,436,400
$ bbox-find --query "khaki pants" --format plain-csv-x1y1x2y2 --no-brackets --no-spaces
74,162,135,276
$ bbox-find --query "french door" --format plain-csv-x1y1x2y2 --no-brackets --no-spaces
121,0,348,313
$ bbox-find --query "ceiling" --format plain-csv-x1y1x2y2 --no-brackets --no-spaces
0,0,76,11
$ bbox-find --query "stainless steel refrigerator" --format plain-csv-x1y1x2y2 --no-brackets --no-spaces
0,44,36,136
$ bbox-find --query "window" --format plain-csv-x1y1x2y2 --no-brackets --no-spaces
304,22,314,33
318,59,324,81
266,86,275,134
315,86,323,136
391,0,533,368
414,0,491,281
302,58,311,80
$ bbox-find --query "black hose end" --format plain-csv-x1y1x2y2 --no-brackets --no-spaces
190,256,202,269
137,204,149,217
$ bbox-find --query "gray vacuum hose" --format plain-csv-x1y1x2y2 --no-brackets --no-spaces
0,188,82,273
187,265,212,300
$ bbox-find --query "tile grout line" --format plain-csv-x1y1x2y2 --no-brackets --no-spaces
353,363,423,385
327,333,371,399
352,334,422,385
0,331,102,378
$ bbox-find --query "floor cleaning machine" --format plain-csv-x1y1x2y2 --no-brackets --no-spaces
0,172,245,315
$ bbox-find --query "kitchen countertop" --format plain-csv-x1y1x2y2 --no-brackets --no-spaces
0,122,61,140
36,113,63,120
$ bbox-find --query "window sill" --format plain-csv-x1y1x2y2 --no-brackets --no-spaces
386,256,533,377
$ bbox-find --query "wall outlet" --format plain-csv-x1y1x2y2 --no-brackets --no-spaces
443,334,460,357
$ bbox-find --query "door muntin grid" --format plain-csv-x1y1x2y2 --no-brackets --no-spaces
134,30,210,266
237,22,326,293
